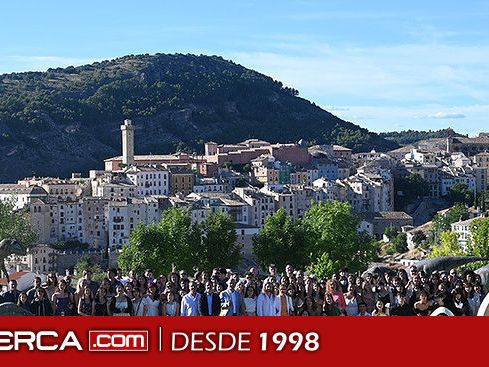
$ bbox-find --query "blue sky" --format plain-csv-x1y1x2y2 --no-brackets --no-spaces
1,0,488,135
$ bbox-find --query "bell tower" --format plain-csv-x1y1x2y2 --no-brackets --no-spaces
121,119,135,166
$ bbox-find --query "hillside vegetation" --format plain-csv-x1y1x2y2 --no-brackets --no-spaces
0,53,398,181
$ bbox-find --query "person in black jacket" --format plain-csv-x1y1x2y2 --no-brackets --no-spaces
390,293,414,316
30,288,53,316
198,281,221,316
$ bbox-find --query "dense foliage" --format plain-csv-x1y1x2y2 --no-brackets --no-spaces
430,203,469,243
252,208,307,270
448,183,475,206
429,231,464,257
253,202,378,278
0,199,37,246
468,218,489,258
74,256,105,284
303,201,378,277
0,53,397,182
49,239,90,251
394,174,430,210
118,208,240,274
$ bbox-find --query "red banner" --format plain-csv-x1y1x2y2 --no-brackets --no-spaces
0,317,486,365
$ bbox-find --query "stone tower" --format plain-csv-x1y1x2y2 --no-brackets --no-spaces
121,119,135,166
446,136,452,153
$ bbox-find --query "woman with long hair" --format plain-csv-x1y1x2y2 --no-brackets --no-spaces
74,278,88,313
30,288,53,316
371,300,389,316
108,284,133,316
144,282,161,316
243,286,257,316
17,292,31,313
326,280,346,311
322,293,341,316
78,287,93,316
162,292,180,316
92,287,109,316
344,284,359,316
45,272,58,301
304,296,318,316
52,279,75,316
132,289,148,316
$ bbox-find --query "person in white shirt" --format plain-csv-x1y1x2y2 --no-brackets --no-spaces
243,286,257,316
256,281,278,316
144,283,161,316
181,281,200,316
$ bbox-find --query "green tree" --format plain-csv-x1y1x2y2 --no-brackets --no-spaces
391,233,408,253
394,174,430,210
253,208,307,270
384,226,398,240
0,199,37,246
468,218,489,258
157,208,201,272
303,201,377,275
120,208,242,275
429,231,464,258
449,183,474,206
74,256,105,284
431,203,469,243
118,222,167,275
411,231,427,246
119,208,201,275
307,252,339,279
199,211,240,270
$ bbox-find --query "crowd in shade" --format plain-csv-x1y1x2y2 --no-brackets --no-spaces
0,264,486,316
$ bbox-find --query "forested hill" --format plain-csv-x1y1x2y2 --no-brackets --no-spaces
0,53,398,182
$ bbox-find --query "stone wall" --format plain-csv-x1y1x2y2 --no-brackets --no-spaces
55,250,119,274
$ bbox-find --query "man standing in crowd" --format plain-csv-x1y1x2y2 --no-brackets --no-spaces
199,281,221,316
181,281,200,316
27,276,42,302
83,270,99,296
220,278,244,316
268,264,281,283
1,279,21,304
390,293,414,316
257,281,278,316
276,284,294,316
356,302,371,316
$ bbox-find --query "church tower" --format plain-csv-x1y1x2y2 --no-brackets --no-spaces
121,119,135,166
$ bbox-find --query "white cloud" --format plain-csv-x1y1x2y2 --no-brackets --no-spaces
228,41,489,105
325,104,489,136
0,56,108,74
428,112,466,119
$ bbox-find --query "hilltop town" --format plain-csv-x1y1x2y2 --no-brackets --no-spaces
1,119,489,275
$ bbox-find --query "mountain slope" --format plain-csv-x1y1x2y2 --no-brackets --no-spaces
0,53,398,182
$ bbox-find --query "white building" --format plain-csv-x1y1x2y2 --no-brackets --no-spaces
450,217,482,248
233,187,275,227
26,244,57,274
106,197,164,248
193,177,226,193
125,165,170,196
0,184,48,209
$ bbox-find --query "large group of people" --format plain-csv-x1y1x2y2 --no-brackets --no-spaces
1,263,487,316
